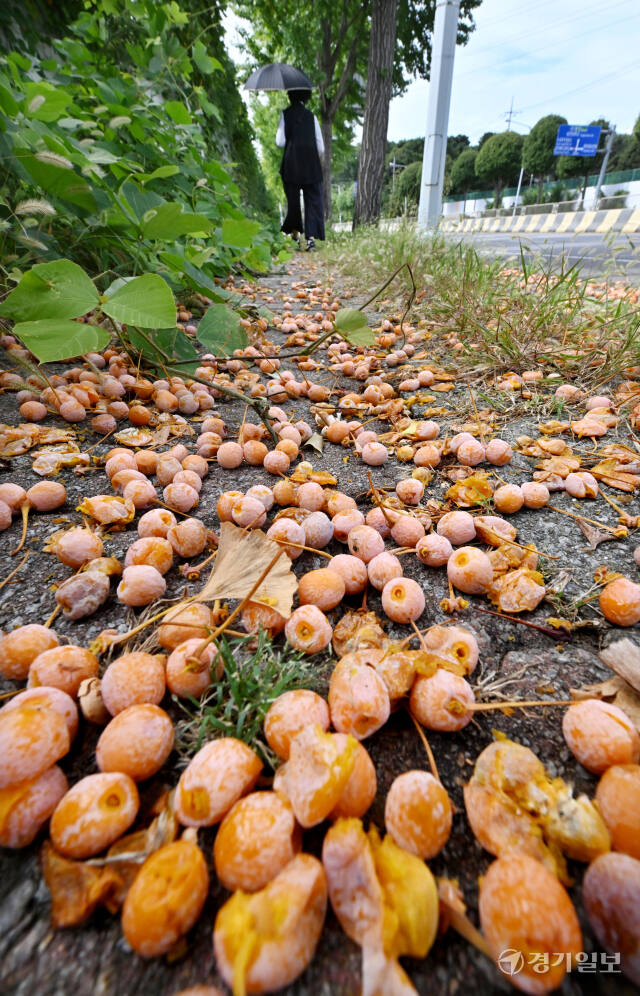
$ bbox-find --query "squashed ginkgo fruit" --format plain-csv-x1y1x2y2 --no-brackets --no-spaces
122,839,209,957
213,853,327,996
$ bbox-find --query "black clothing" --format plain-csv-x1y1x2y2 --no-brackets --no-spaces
282,181,325,241
279,104,322,185
279,103,325,241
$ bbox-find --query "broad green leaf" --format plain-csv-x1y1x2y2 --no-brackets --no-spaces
197,303,248,355
21,155,97,212
139,165,181,184
164,100,192,125
119,180,164,224
14,319,110,363
24,82,71,122
277,248,293,263
0,82,18,117
141,202,215,240
334,308,376,346
343,325,377,346
158,253,233,302
243,244,271,273
128,326,199,375
334,308,369,333
221,218,261,249
101,274,175,328
0,260,99,322
192,40,222,74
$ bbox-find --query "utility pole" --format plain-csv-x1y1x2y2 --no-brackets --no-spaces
505,97,515,130
417,0,460,228
593,126,616,207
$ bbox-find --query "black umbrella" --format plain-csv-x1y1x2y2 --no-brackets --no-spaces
244,63,314,92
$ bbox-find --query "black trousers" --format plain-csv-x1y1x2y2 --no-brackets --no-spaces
281,181,325,241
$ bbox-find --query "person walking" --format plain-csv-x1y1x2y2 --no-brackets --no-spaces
276,89,325,251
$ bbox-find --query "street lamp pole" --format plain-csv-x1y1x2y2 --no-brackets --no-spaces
593,126,616,207
418,0,460,228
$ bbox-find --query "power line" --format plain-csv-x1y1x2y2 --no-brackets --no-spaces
452,11,639,92
476,0,559,29
517,59,640,114
456,57,639,141
455,0,635,70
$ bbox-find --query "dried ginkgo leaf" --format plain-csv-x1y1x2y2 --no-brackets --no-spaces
196,522,296,619
576,519,617,550
42,841,124,927
590,459,639,493
599,639,640,693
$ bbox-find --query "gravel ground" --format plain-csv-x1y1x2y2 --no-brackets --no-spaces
0,251,638,996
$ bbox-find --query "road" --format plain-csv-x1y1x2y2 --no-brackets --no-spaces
445,228,640,281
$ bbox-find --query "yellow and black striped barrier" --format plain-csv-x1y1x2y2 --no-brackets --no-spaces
440,208,640,236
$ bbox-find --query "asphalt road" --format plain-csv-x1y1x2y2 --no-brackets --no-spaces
446,228,640,281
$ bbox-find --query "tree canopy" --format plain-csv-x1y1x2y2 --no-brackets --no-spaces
522,114,567,200
475,131,524,202
450,148,478,194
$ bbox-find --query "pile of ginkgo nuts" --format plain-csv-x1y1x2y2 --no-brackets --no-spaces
0,265,640,996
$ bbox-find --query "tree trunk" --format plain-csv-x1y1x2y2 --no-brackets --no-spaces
320,114,334,219
352,0,399,228
537,176,544,203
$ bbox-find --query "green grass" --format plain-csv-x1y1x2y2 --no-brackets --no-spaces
173,631,332,769
326,225,640,385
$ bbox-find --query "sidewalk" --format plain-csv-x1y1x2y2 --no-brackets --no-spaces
441,207,640,236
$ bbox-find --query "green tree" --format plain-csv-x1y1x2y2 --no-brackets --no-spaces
475,131,524,205
388,160,421,215
450,148,478,210
447,134,471,161
610,133,637,171
234,0,481,218
443,133,471,194
478,131,496,148
634,112,640,144
611,132,640,171
522,114,567,202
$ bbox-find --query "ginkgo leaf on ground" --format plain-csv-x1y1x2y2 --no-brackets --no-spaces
196,522,297,619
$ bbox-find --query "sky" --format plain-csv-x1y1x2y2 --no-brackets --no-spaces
387,0,640,143
225,0,640,146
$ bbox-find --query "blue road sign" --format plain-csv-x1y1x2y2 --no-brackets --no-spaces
554,125,602,157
